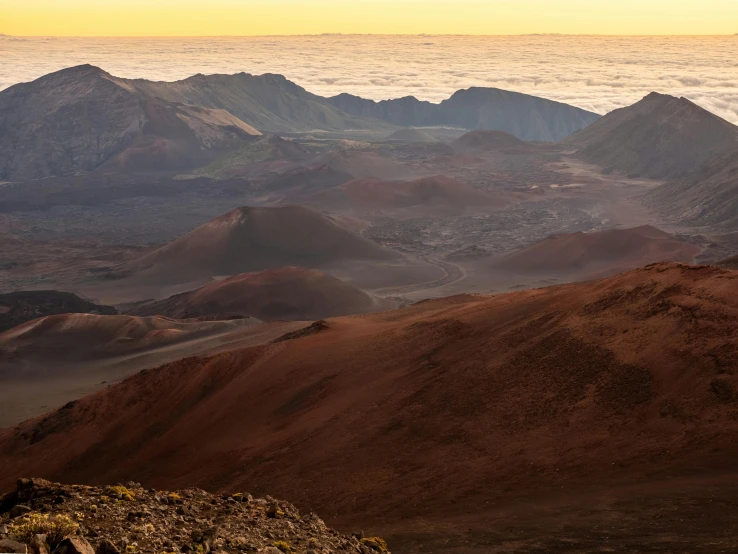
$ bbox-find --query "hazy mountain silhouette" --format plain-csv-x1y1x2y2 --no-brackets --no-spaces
328,87,600,141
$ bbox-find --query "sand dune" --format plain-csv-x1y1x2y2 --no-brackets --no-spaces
2,264,738,551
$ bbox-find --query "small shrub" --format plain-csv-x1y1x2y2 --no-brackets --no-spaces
105,485,136,501
271,541,292,553
266,505,285,519
8,513,79,548
361,537,389,553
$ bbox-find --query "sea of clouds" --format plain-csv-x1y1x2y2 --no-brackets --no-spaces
2,34,738,123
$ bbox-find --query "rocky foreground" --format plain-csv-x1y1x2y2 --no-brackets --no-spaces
0,479,388,554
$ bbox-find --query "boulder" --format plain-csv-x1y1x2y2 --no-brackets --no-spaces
9,505,31,519
95,539,119,554
0,539,28,553
29,534,49,554
56,537,95,554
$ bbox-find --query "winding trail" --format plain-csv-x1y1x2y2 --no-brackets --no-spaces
374,256,466,301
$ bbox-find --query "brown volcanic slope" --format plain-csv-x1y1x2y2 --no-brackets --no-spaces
128,267,390,321
646,150,738,229
195,134,314,179
0,290,117,333
3,264,738,551
122,205,399,282
0,313,261,378
291,175,507,215
495,225,701,276
564,92,738,180
100,99,262,172
0,313,273,428
451,129,524,152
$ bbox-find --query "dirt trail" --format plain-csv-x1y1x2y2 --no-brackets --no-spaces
373,256,466,300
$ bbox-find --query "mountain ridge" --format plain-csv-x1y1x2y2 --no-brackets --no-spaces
0,64,602,179
328,86,601,141
0,65,264,179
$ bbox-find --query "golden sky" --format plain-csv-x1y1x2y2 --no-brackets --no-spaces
2,0,738,36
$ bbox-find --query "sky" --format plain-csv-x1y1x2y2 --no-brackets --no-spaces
2,0,738,36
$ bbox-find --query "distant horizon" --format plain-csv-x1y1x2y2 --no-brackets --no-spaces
2,33,738,38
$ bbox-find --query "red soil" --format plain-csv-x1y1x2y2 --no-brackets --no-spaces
2,263,738,550
496,225,701,274
123,205,398,281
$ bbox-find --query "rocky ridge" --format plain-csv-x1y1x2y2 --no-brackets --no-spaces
0,479,389,554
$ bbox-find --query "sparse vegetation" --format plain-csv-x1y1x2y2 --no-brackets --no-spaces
271,540,292,553
267,505,286,519
361,537,389,552
106,485,136,501
8,513,79,548
3,457,381,554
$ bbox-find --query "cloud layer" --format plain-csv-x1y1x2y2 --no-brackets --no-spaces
2,35,738,123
